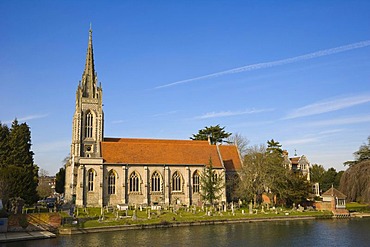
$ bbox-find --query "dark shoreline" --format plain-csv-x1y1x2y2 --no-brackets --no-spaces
59,215,320,235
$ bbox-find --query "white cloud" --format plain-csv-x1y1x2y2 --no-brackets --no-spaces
308,115,370,127
285,94,370,119
3,114,49,124
111,120,126,124
282,129,343,146
283,137,319,146
155,40,370,89
152,110,178,117
195,108,273,119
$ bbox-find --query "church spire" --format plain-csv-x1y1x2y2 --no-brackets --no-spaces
81,26,98,98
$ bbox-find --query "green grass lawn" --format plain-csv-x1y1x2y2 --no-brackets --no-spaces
346,202,370,212
60,207,332,229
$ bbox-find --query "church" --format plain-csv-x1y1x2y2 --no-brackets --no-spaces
64,29,243,207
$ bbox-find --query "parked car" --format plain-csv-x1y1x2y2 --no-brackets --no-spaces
45,198,57,208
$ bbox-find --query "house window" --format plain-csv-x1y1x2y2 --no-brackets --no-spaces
172,171,182,192
151,171,161,192
85,111,93,138
88,169,94,191
130,172,140,192
193,171,200,193
108,171,116,194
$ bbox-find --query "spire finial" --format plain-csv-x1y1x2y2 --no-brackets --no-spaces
89,22,92,32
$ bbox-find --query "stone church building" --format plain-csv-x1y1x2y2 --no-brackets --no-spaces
64,29,242,207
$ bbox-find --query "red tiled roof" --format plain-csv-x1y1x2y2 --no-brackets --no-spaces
101,138,225,168
322,187,347,199
218,145,242,171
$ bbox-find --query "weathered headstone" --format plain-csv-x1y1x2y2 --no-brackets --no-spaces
132,210,137,221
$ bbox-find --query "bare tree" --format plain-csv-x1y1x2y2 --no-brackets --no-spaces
236,144,268,206
227,133,249,157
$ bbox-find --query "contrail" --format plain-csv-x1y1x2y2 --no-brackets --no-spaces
155,40,370,89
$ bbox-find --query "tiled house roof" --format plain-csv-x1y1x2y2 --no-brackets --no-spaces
101,138,241,169
322,187,347,199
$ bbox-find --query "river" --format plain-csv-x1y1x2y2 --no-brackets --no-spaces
2,218,370,247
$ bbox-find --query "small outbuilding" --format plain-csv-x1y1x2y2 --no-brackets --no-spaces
317,186,349,217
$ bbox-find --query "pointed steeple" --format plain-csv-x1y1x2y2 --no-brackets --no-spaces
81,26,98,98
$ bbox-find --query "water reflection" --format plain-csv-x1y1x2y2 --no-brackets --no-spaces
2,218,370,247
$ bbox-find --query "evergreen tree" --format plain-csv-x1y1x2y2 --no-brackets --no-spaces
320,167,338,192
0,122,10,167
266,139,283,155
8,119,34,166
191,125,231,144
55,167,66,194
0,119,38,205
200,158,224,204
283,171,310,207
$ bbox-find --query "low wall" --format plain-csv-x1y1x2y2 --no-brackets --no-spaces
59,216,317,235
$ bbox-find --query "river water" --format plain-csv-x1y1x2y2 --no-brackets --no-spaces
2,218,370,247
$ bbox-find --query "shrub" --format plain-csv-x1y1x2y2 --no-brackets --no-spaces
19,215,29,229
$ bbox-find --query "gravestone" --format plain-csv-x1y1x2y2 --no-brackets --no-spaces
132,210,137,221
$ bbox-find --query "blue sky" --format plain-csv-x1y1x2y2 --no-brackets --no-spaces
1,1,370,175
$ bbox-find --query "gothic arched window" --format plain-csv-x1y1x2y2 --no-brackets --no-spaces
129,172,140,192
192,170,200,193
88,169,95,191
85,111,93,138
172,171,182,192
108,170,116,194
151,171,161,192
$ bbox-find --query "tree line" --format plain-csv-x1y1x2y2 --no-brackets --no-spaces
191,126,311,207
191,125,367,206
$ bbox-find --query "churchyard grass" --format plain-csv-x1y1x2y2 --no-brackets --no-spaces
60,206,332,229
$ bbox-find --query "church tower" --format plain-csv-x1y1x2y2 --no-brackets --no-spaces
71,27,103,159
66,28,104,205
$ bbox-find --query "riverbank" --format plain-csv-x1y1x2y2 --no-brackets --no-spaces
0,231,56,243
351,212,370,218
59,215,319,235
